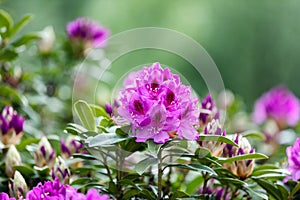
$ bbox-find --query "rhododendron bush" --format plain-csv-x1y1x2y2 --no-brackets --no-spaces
1,9,300,200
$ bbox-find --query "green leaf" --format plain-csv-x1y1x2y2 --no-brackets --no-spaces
74,100,96,131
199,135,238,147
73,153,96,160
243,186,268,200
0,9,13,38
0,49,18,61
240,130,266,140
108,181,118,194
185,176,203,195
253,178,282,200
218,153,268,164
170,191,189,200
195,147,211,158
291,181,300,196
9,14,33,37
135,157,158,175
13,165,35,177
123,189,140,199
167,163,217,175
88,133,128,147
276,183,288,200
34,166,50,177
147,140,163,156
89,104,110,118
215,177,246,186
11,33,40,47
65,123,87,136
71,178,97,186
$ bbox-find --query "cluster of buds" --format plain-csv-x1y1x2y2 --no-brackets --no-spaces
198,180,230,200
198,119,226,157
51,156,70,184
9,171,28,199
199,94,219,128
5,145,22,178
222,135,255,179
34,137,56,168
0,106,24,145
61,136,84,159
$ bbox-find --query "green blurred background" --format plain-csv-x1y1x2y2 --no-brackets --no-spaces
2,0,300,109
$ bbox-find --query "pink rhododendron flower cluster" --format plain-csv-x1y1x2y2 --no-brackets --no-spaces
253,85,300,128
118,62,199,143
286,138,300,182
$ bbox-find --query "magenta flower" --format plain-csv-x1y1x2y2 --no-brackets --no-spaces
117,62,199,143
0,106,24,145
66,17,110,49
253,86,300,128
286,138,300,182
199,94,219,127
26,178,108,200
0,193,15,200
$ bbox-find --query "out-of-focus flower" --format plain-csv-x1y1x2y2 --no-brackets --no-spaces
286,138,300,182
0,192,15,200
38,26,55,53
253,85,300,129
198,119,226,157
105,102,113,116
9,171,28,199
34,137,56,168
0,106,24,145
61,136,84,158
26,178,109,200
117,62,199,143
198,180,230,200
222,135,255,179
199,94,219,127
218,89,235,110
51,156,70,184
5,145,22,177
66,17,110,56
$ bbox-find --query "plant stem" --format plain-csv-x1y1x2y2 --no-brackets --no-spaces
202,172,209,194
157,149,163,200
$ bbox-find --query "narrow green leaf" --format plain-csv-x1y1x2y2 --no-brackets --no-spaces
199,135,238,147
13,165,35,177
34,166,50,177
218,153,268,164
167,163,216,175
9,14,33,37
74,100,95,131
0,49,18,61
108,181,118,194
89,104,110,118
215,177,246,186
240,130,266,140
276,183,289,200
88,133,128,147
254,178,282,200
135,157,158,175
73,153,96,160
170,191,189,200
11,33,40,47
185,176,203,195
0,9,13,37
291,181,300,196
243,186,268,200
123,189,140,199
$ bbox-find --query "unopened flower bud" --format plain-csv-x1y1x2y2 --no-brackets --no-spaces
34,137,56,168
0,106,24,145
9,171,28,199
5,145,22,177
38,26,55,53
105,102,113,116
61,136,84,159
199,94,219,127
223,135,254,179
51,156,70,184
198,119,226,157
